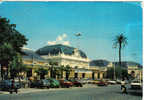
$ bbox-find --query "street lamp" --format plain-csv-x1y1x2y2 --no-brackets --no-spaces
113,45,116,80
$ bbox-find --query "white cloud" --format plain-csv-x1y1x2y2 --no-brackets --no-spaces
56,36,63,41
47,33,70,46
47,41,57,45
63,33,67,38
22,46,33,50
63,41,70,46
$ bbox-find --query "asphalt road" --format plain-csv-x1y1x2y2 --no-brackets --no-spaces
0,85,142,100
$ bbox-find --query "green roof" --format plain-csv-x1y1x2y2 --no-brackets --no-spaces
36,44,87,58
22,49,46,62
90,59,110,67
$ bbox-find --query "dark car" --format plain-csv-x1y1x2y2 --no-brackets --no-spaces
30,80,39,88
97,80,108,86
47,78,60,88
39,79,51,88
30,79,50,88
59,79,73,88
0,80,21,92
69,79,83,87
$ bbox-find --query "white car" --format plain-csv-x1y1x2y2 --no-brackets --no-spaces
107,80,116,84
131,80,142,89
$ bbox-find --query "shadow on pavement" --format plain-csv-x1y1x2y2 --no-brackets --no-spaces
128,91,142,96
115,90,142,97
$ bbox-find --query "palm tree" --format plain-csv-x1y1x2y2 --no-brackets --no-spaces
35,67,48,79
60,65,65,79
64,65,72,80
49,62,58,78
113,33,127,66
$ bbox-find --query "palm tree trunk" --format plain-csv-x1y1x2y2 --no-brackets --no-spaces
119,43,122,67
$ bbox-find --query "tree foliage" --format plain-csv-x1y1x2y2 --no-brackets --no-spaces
0,43,16,61
0,17,28,65
107,66,128,80
10,53,27,80
35,67,48,79
0,17,28,79
106,67,114,79
64,65,72,80
113,33,127,66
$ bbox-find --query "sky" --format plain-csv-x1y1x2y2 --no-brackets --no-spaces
0,1,143,64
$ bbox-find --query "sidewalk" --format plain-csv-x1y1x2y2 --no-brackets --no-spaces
0,84,98,95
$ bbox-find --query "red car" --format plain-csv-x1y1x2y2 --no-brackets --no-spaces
97,80,108,86
69,79,83,87
59,79,73,88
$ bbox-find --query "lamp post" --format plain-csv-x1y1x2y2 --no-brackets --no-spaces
113,46,116,80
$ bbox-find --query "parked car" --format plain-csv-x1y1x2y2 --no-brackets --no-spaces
93,79,102,84
0,80,21,91
69,79,83,87
48,78,60,88
59,79,73,88
78,79,88,84
116,79,121,84
107,80,116,85
30,79,50,88
96,80,108,86
131,80,142,89
30,80,39,88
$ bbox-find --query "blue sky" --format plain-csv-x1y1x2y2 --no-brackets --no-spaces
0,1,142,64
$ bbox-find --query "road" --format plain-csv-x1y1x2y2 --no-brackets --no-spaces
0,85,142,100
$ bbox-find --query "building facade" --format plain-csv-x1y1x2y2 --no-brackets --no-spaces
21,45,142,81
36,44,92,79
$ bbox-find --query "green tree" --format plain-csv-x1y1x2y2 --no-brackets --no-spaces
53,67,61,79
121,68,128,79
115,66,122,79
106,67,114,79
35,67,48,79
59,65,65,79
0,43,16,79
0,17,28,79
10,53,27,82
49,62,58,78
113,33,127,66
64,65,72,80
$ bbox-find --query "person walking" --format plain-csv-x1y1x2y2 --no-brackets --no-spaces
121,79,127,94
10,79,18,94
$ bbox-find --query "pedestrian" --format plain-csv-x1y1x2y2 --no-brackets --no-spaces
10,79,18,94
121,79,127,94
